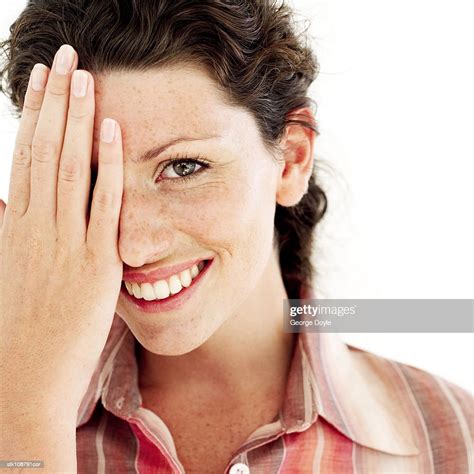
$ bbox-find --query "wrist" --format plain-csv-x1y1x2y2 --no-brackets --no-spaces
1,396,78,431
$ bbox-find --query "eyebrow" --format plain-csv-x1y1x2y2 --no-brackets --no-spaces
132,134,221,164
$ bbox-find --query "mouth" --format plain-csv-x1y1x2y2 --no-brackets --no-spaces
120,259,213,313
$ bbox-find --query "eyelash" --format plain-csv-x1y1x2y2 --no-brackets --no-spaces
155,154,210,184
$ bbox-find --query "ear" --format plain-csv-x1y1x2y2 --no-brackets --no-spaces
276,107,316,207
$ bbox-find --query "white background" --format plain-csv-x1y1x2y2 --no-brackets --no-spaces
1,0,472,392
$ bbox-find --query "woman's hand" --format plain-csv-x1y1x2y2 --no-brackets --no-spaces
0,44,124,418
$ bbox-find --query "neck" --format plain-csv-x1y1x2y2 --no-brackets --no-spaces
136,248,296,401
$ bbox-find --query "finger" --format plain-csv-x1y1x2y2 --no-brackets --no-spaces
56,70,95,245
28,44,78,220
86,119,123,261
6,64,49,219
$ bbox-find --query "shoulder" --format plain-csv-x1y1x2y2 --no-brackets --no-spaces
348,343,473,467
349,342,473,422
394,356,473,439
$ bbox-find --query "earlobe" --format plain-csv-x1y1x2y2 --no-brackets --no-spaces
276,107,316,207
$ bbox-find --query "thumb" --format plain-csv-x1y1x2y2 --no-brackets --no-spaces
0,199,6,228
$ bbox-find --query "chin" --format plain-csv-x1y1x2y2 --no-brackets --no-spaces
125,311,225,356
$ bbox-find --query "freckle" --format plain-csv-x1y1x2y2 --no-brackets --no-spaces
130,228,143,241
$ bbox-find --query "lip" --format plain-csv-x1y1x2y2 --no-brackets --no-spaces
123,258,208,284
120,259,213,313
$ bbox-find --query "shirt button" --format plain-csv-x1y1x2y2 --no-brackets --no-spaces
229,463,250,474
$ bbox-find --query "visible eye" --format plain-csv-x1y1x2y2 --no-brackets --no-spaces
163,159,201,178
155,155,210,184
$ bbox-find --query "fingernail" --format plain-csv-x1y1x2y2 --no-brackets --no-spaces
72,70,88,98
31,64,47,91
55,44,75,75
101,118,116,143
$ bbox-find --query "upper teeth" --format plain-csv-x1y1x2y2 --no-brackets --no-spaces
124,261,205,301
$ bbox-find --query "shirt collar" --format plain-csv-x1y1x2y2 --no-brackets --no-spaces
77,285,419,456
284,283,419,455
280,330,419,455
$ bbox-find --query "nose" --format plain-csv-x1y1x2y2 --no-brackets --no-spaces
118,204,174,268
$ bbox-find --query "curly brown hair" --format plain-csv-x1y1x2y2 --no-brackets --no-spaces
0,0,328,298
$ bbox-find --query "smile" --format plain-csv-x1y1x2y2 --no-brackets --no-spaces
120,259,213,313
123,260,206,301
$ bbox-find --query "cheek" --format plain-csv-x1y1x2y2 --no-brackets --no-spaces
163,169,276,267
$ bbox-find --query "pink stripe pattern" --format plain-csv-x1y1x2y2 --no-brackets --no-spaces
76,286,474,473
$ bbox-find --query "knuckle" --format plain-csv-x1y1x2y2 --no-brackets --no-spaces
46,83,68,98
99,154,120,166
31,139,59,163
68,107,91,121
93,188,116,211
12,144,32,168
23,102,42,114
59,156,82,183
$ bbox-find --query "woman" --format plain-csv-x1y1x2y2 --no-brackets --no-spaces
0,1,472,473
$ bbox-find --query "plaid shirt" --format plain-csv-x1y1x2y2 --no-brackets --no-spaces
76,293,473,473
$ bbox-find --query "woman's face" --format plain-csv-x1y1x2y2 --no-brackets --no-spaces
91,64,284,355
